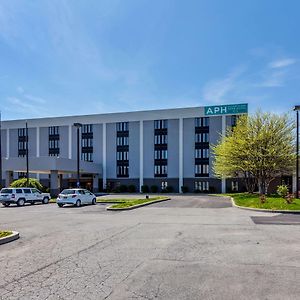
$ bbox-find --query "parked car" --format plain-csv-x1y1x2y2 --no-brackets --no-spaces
56,189,96,207
0,188,50,207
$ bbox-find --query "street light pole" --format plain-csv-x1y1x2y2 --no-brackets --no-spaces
294,106,300,198
0,112,2,189
73,123,82,188
26,122,29,187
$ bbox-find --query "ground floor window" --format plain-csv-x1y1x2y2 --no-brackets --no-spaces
161,181,168,190
195,181,209,192
231,181,238,192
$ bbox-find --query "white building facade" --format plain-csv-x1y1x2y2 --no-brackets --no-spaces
0,104,248,195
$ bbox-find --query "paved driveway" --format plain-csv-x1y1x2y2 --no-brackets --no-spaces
0,195,300,299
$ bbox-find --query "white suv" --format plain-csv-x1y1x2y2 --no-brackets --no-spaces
57,189,96,207
0,188,51,207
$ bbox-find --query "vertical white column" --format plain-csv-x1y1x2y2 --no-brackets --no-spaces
221,116,226,193
293,173,297,194
139,120,144,192
36,127,40,181
36,127,40,157
6,129,9,158
179,118,183,193
102,123,107,190
68,125,72,159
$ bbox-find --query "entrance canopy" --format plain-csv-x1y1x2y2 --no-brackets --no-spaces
3,157,102,175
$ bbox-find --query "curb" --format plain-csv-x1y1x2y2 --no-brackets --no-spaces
230,197,300,214
0,231,19,245
106,198,170,211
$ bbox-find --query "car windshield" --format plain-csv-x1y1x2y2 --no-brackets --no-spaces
61,190,76,195
1,189,13,194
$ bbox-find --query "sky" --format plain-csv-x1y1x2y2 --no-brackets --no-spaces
0,0,300,120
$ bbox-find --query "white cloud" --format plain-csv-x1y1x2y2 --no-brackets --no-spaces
269,58,296,69
202,66,246,104
260,70,286,87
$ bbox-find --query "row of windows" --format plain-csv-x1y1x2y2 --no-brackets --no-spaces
49,139,59,149
81,138,93,147
195,133,209,143
18,141,27,151
195,164,209,175
116,122,129,132
195,148,209,159
82,124,93,134
154,120,168,129
18,128,27,137
117,136,129,146
195,181,209,191
117,151,129,161
195,117,209,127
49,126,59,135
81,152,93,162
154,134,167,144
117,165,129,177
154,165,168,176
155,149,168,159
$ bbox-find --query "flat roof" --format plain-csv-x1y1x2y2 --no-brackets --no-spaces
1,104,248,129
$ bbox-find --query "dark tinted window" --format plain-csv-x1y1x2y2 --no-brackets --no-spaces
16,189,23,194
78,190,85,195
23,189,31,193
61,189,76,195
1,189,12,194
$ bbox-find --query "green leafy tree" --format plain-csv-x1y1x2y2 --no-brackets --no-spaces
10,178,44,191
213,111,295,196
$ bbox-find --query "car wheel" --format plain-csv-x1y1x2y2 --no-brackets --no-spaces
42,197,49,204
57,203,64,208
75,200,81,207
92,198,96,205
17,199,25,207
3,203,10,207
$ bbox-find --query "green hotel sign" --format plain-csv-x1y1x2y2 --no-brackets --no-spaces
204,103,248,116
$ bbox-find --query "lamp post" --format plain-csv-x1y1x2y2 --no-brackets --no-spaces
293,106,300,198
26,121,29,187
73,123,82,188
0,112,2,189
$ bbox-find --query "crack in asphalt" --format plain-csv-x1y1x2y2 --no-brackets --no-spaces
0,223,140,290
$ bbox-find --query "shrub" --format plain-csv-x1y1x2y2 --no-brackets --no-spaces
150,185,158,193
112,187,120,193
277,184,294,204
128,185,136,193
181,186,189,193
119,185,128,193
209,186,215,193
141,185,149,193
10,178,44,190
165,186,173,193
277,184,289,198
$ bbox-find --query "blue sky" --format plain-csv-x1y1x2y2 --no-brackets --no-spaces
0,0,300,120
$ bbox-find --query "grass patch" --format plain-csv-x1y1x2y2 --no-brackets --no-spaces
105,196,169,209
96,198,125,203
227,193,300,210
0,231,13,238
49,198,57,203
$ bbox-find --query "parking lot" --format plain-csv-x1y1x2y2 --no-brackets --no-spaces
1,195,300,299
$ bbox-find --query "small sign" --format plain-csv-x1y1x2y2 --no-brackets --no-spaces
204,103,248,116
